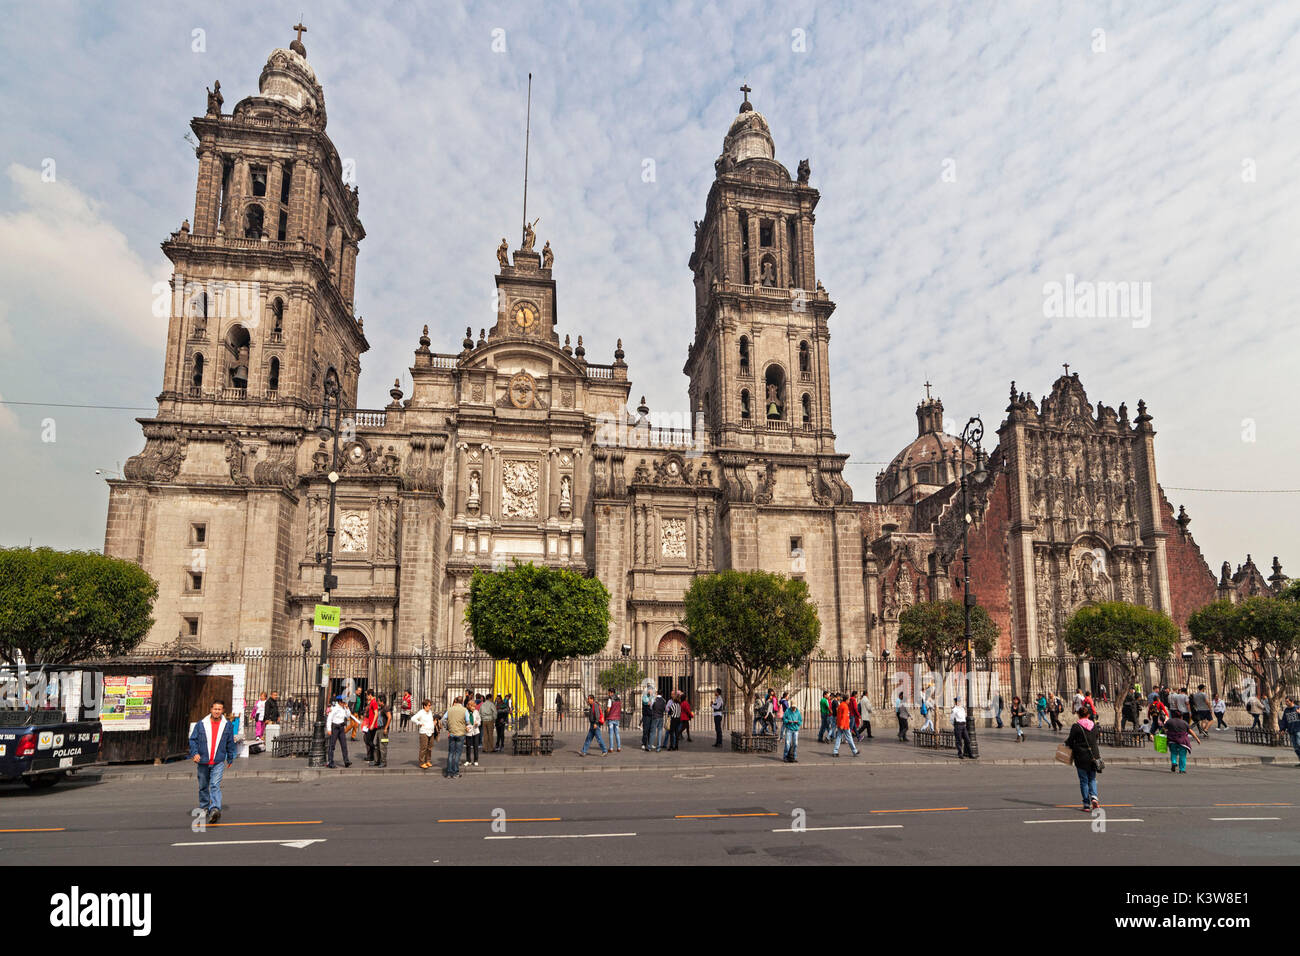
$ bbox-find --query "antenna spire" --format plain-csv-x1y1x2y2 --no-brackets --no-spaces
521,73,532,248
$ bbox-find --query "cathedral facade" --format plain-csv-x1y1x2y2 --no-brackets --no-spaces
105,37,1283,663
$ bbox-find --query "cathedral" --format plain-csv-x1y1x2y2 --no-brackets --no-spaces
104,34,1287,664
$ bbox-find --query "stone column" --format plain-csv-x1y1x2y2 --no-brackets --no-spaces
265,161,284,232
747,214,760,284
194,147,222,235
226,155,249,234
633,504,643,565
775,213,787,287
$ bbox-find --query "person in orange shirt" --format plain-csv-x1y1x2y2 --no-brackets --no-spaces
831,695,859,757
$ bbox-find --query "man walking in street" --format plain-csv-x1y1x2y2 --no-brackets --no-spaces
579,693,609,756
480,693,497,753
896,692,910,742
443,695,468,778
818,691,832,742
856,691,874,740
372,695,392,768
648,690,667,751
782,698,802,762
642,688,654,750
1191,685,1213,735
831,695,859,757
711,687,724,747
326,695,352,768
1212,694,1228,731
952,697,974,759
663,691,682,750
412,699,436,769
494,694,509,751
188,699,237,824
363,690,379,762
264,690,280,730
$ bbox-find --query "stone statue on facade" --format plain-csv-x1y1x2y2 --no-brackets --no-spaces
542,240,553,269
797,158,810,184
496,238,509,268
206,80,223,115
760,259,777,287
521,218,539,253
559,474,572,512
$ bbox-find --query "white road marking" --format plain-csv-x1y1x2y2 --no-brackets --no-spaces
1023,819,1144,824
484,832,636,840
1209,817,1281,821
171,838,325,848
771,825,904,833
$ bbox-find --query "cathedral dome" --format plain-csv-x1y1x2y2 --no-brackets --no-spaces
875,391,976,504
257,47,325,117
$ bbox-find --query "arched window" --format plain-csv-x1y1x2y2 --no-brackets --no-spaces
764,365,785,420
799,341,811,374
191,353,204,391
271,298,284,340
268,357,280,393
225,325,251,389
739,335,750,373
740,389,751,421
243,204,264,239
801,393,811,426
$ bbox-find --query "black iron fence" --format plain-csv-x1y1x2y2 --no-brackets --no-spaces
79,647,1292,736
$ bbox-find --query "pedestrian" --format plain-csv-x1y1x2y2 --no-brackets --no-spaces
443,696,468,778
994,692,1004,729
326,695,352,768
648,690,667,751
1063,706,1102,812
679,693,692,743
831,694,859,757
464,697,481,767
1212,694,1228,731
555,691,565,721
255,691,267,741
605,690,622,752
1120,688,1139,731
1072,688,1084,715
782,698,802,762
188,699,237,824
1036,691,1048,729
363,690,379,762
579,694,609,756
1247,695,1264,729
1190,685,1212,735
264,691,280,737
1148,694,1168,734
895,692,910,742
1099,683,1108,704
918,687,934,734
848,691,861,737
1082,691,1096,721
952,697,973,759
642,688,654,750
711,687,724,747
1048,693,1064,733
494,694,509,750
372,695,392,768
753,692,769,737
856,691,874,740
412,699,436,769
399,690,413,732
818,691,832,743
1010,695,1026,742
1163,712,1200,773
664,691,682,751
480,693,497,752
1281,697,1300,762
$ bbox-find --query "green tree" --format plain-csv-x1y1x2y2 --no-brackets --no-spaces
596,660,647,705
896,600,998,672
1189,595,1300,730
1063,601,1179,730
0,547,158,667
682,570,820,734
466,561,610,741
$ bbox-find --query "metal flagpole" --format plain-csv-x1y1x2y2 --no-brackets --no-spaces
521,73,532,247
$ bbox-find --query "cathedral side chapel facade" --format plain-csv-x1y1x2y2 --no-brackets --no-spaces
105,38,1285,664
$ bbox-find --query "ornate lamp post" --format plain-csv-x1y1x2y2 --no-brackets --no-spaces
307,370,343,767
959,416,989,754
300,638,312,728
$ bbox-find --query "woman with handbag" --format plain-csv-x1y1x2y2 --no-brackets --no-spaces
1063,706,1102,812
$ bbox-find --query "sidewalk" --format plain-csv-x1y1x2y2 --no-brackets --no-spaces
82,721,1298,783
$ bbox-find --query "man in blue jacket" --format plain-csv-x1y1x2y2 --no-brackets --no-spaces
189,699,238,823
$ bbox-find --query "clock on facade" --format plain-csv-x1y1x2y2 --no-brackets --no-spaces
511,302,538,332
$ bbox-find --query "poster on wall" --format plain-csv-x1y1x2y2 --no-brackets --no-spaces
100,675,153,731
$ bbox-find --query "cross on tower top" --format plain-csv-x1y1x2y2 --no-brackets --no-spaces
290,21,308,56
1062,362,1070,376
739,83,753,112
924,379,932,401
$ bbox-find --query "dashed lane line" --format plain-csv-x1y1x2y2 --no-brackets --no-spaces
772,825,904,833
484,832,636,840
438,817,562,823
1209,817,1281,821
1024,818,1144,824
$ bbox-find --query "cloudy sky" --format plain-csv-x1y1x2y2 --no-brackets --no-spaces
1,0,1296,575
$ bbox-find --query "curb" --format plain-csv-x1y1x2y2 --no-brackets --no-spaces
75,752,1295,783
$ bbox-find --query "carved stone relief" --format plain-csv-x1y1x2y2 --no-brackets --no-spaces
339,510,369,552
501,460,540,519
661,517,688,559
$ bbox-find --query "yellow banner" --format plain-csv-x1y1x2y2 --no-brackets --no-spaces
493,660,532,717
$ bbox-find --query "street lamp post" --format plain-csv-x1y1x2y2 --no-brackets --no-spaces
307,371,344,768
959,416,988,756
300,638,312,729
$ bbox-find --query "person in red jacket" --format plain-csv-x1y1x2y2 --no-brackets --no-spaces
679,695,693,743
604,690,623,752
831,696,859,757
848,692,861,736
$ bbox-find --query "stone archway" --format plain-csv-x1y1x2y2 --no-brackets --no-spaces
329,627,371,700
657,630,688,657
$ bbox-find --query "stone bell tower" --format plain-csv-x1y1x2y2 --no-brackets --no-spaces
157,23,367,426
685,87,851,503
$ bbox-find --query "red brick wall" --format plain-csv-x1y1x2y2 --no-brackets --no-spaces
959,469,1017,655
1159,488,1218,639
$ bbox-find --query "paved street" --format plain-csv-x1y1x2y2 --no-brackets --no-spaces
4,732,1297,865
